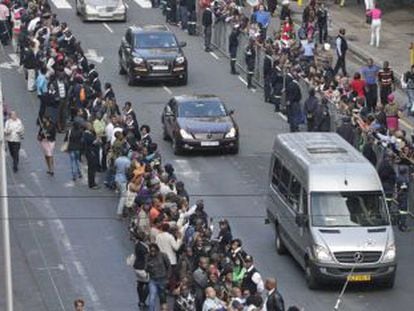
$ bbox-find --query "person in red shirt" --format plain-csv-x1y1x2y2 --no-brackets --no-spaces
350,72,366,98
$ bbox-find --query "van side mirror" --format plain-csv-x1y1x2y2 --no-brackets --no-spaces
228,109,235,115
179,41,187,48
295,214,308,227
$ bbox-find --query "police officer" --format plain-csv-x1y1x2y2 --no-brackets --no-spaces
263,47,273,102
241,255,264,295
286,70,302,132
245,38,256,89
228,24,240,75
270,60,283,112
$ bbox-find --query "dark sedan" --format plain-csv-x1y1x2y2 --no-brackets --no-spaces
161,95,239,155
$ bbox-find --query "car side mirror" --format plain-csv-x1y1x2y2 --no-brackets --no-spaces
179,41,187,48
228,109,235,115
295,213,308,227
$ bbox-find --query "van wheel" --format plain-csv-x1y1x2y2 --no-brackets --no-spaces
305,261,319,290
379,274,395,289
275,225,287,255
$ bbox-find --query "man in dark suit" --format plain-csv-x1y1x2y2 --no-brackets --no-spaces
265,278,285,311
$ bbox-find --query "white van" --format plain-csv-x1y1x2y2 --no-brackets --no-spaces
266,133,397,289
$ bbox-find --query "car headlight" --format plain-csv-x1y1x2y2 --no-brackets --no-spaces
175,56,185,64
133,57,144,64
313,244,334,263
115,4,126,13
179,129,193,139
85,4,98,13
225,127,236,138
381,243,396,263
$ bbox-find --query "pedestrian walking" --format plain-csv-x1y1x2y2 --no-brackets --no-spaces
64,122,83,181
303,88,318,131
82,123,100,189
361,58,380,112
133,231,150,309
114,150,131,218
245,38,256,90
229,24,240,75
4,111,24,172
316,2,328,44
333,28,348,76
368,3,382,48
37,115,56,176
36,67,49,123
264,278,285,311
73,298,85,311
147,243,171,311
378,61,395,105
0,0,10,46
403,65,414,114
202,5,213,52
22,41,37,92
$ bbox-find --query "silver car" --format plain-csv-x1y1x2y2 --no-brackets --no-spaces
76,0,127,22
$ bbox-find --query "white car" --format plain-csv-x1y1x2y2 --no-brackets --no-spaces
76,0,127,22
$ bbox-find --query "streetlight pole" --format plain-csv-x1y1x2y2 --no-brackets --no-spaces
0,79,13,311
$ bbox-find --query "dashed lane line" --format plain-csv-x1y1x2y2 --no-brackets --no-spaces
209,51,219,60
50,0,72,9
163,85,172,95
133,0,152,8
102,23,114,33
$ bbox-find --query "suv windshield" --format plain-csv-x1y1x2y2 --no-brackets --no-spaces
134,33,177,49
178,101,227,118
311,191,389,227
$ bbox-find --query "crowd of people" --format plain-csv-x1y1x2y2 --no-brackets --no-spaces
1,0,307,310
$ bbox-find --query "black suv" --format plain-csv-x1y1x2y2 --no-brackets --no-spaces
118,25,188,86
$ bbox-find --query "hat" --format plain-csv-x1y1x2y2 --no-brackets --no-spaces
387,93,395,102
245,255,254,262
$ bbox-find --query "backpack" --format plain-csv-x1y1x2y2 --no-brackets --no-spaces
79,86,86,102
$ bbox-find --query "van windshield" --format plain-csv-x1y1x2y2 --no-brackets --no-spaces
311,192,389,227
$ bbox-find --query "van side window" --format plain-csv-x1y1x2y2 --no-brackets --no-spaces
288,176,301,211
271,157,281,187
279,166,291,198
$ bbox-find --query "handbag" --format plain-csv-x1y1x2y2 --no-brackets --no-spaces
125,183,136,208
135,269,149,282
126,253,136,267
366,11,372,24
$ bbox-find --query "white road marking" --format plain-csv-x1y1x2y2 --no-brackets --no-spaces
172,159,200,182
50,0,72,9
278,112,287,121
163,85,172,95
125,2,129,8
209,51,219,60
8,53,20,65
20,148,28,160
84,49,104,63
102,23,113,33
238,76,247,86
37,264,65,271
133,0,152,8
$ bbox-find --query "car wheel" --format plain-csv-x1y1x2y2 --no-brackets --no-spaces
178,73,188,86
305,261,320,290
127,72,135,86
172,138,182,156
275,225,287,255
119,63,126,75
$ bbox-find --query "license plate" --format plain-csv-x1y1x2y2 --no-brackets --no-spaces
201,141,219,147
152,65,168,71
347,274,371,282
99,13,112,17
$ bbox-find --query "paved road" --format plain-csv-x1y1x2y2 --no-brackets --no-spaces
1,2,414,311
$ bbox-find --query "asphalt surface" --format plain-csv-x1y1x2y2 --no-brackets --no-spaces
1,2,414,311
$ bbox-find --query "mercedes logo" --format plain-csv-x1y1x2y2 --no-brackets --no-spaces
353,252,364,263
207,133,212,139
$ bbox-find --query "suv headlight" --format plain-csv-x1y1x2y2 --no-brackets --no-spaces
179,129,193,139
381,242,396,263
225,127,236,138
313,244,334,263
85,4,98,13
133,57,144,64
175,56,185,64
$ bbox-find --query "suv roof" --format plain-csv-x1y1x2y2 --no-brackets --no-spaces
174,95,221,102
129,24,170,33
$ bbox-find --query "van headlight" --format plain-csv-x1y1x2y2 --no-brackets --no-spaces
313,244,334,263
175,56,185,64
133,57,144,64
381,243,396,263
179,129,193,139
225,127,236,138
85,4,98,13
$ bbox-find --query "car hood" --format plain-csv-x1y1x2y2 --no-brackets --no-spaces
177,117,233,133
133,48,180,60
313,226,391,253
